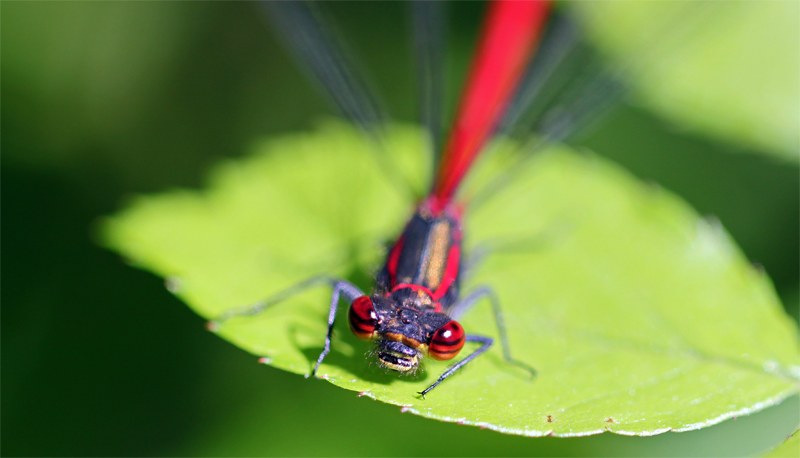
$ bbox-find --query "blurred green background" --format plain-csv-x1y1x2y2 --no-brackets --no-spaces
3,2,798,456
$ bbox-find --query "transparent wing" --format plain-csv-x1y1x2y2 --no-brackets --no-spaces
499,9,624,147
470,3,716,206
412,0,447,175
259,1,427,198
259,1,387,140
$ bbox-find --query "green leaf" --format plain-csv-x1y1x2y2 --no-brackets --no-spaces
102,122,799,437
569,1,800,160
762,428,799,457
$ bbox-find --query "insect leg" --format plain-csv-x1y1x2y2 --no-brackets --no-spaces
447,286,537,377
310,279,364,377
209,274,337,327
418,335,493,398
206,274,364,376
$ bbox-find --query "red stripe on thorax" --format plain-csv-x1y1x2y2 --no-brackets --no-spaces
386,234,406,288
390,283,442,312
431,243,461,302
392,283,435,298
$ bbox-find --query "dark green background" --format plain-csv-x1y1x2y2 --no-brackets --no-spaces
3,2,798,456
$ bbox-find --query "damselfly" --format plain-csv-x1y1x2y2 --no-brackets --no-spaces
210,0,622,397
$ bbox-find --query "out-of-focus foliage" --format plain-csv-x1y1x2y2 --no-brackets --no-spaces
571,1,800,160
3,2,191,166
103,122,800,437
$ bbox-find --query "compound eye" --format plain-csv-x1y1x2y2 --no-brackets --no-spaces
428,321,465,361
348,296,378,340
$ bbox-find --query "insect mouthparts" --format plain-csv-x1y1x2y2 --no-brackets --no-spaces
377,340,421,373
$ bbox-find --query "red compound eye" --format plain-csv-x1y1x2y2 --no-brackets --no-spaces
348,296,378,340
428,321,465,361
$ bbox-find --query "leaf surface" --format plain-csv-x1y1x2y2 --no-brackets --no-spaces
762,428,799,458
102,122,799,436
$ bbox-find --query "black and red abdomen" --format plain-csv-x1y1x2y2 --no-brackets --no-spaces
377,199,463,309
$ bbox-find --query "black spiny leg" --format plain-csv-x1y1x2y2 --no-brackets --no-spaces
207,274,364,377
310,280,364,377
418,335,494,398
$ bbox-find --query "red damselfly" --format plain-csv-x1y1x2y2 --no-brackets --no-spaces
210,0,622,397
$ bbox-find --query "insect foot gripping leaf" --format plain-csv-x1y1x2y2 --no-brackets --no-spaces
102,122,800,437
